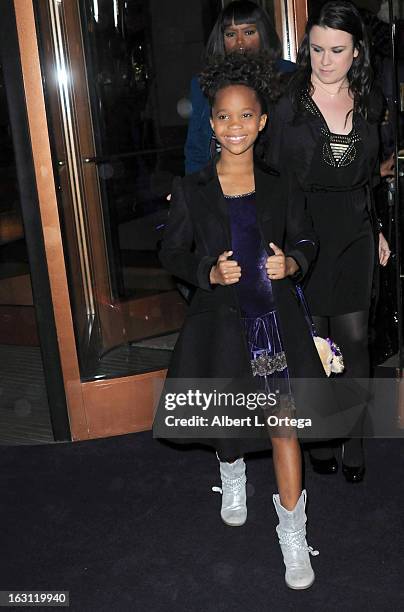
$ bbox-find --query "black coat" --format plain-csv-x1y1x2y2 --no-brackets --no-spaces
158,160,341,453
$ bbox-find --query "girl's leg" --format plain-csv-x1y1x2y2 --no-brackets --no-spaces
271,435,317,590
271,436,302,509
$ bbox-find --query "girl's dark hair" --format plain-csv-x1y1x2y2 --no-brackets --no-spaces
199,52,282,114
289,0,373,117
205,0,281,60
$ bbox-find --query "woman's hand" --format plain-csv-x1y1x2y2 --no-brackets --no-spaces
380,154,395,178
210,250,241,285
379,232,391,266
266,243,299,280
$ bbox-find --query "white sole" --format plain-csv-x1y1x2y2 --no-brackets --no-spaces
285,573,315,590
221,516,247,527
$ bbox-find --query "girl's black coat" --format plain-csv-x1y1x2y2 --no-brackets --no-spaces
160,160,326,385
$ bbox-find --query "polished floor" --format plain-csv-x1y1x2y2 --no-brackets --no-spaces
0,344,53,444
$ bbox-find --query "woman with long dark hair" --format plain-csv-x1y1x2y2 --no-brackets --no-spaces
268,0,391,481
184,0,294,174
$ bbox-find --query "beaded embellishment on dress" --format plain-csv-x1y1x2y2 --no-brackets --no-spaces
301,91,361,168
321,127,360,167
251,350,287,377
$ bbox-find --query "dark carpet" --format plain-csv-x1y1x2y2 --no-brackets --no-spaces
1,434,403,611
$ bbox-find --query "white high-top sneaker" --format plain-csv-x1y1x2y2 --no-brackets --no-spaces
273,489,319,590
212,456,247,526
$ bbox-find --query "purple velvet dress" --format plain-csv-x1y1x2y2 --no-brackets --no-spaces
225,192,290,392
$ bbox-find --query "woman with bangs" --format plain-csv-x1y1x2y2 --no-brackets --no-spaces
184,0,295,175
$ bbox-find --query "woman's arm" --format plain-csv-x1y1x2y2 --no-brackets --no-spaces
184,77,212,175
159,177,216,290
366,106,392,267
380,153,394,178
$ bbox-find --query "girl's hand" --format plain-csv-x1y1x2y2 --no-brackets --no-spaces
210,250,241,285
379,232,391,266
266,243,299,280
380,154,395,178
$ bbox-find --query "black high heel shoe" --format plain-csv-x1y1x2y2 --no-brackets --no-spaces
341,442,365,483
309,450,338,475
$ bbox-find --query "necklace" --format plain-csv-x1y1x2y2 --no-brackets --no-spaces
312,79,349,97
224,190,255,199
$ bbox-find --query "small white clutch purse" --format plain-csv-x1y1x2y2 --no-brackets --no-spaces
313,336,344,377
294,284,345,378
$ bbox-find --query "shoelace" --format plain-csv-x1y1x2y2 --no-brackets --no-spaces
278,526,319,556
212,474,246,495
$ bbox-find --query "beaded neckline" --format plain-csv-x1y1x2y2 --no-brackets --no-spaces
224,190,256,199
301,90,360,168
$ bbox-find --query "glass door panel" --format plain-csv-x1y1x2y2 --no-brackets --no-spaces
35,0,222,380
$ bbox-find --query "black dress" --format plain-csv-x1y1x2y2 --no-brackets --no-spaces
300,93,375,316
268,91,381,318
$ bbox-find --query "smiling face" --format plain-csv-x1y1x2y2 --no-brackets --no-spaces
210,84,267,159
309,25,359,86
223,22,261,54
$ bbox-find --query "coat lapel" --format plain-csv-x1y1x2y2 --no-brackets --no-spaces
254,165,273,223
254,165,283,254
196,160,231,247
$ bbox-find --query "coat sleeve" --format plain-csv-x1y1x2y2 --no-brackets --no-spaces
365,89,385,229
184,77,212,175
283,169,318,283
369,89,385,189
159,177,216,291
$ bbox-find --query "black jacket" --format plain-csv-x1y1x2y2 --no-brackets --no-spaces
157,160,352,451
160,160,325,382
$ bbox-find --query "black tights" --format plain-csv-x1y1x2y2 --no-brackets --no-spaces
311,310,369,464
313,310,370,379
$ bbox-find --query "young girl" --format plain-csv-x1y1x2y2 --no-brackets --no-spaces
159,53,324,590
